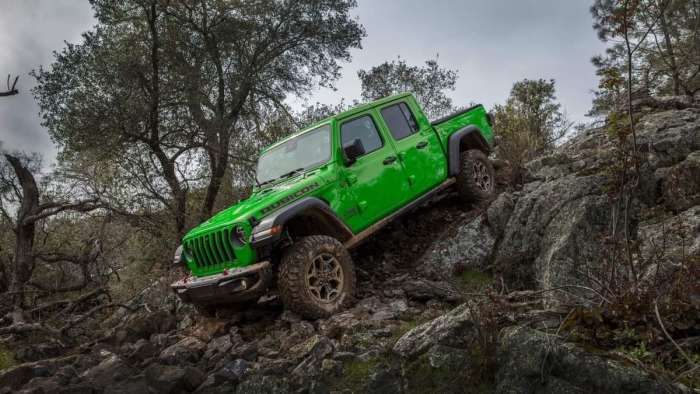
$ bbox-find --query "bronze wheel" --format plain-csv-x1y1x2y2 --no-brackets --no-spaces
278,235,356,319
456,149,496,203
305,253,344,304
472,160,494,192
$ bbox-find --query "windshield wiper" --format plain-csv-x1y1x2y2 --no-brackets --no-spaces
257,167,305,188
278,167,305,180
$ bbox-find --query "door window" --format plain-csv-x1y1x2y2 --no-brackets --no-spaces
340,115,383,156
380,102,419,140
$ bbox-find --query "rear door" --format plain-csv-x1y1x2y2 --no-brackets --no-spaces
378,100,447,199
338,112,411,232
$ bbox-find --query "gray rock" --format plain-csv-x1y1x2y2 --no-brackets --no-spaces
291,335,334,378
129,338,157,361
496,326,684,393
0,363,41,392
393,303,477,359
203,333,233,362
487,192,516,237
159,337,207,365
659,151,700,212
638,108,700,168
235,375,290,394
113,309,176,345
104,376,150,394
144,363,204,393
213,359,249,384
387,276,461,302
494,171,612,303
369,299,409,321
366,363,402,394
79,351,134,388
638,205,700,265
420,215,497,279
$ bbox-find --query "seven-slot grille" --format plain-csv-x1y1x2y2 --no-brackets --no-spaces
185,228,237,267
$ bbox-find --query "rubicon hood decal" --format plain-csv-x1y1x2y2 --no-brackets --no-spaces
260,182,320,215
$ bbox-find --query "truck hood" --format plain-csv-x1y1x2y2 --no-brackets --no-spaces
183,174,324,240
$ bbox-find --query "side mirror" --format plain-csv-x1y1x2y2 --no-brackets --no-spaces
343,138,365,166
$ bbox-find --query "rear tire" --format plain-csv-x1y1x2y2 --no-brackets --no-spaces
455,149,496,203
278,235,356,319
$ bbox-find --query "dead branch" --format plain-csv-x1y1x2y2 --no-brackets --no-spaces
654,300,697,369
58,302,143,335
23,198,103,224
29,287,108,317
0,74,19,97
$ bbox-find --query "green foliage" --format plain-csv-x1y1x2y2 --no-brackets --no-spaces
329,356,385,391
0,346,17,370
590,0,700,116
455,269,494,293
390,320,420,344
357,57,457,118
493,79,572,165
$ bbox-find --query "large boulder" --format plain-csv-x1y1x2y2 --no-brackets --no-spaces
496,326,688,393
487,192,516,237
392,303,492,393
393,303,478,359
419,214,497,279
637,108,700,168
492,107,700,304
494,172,611,299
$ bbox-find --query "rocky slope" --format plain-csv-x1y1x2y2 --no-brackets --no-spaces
1,105,699,393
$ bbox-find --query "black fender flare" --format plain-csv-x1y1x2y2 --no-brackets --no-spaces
448,125,491,176
250,197,353,248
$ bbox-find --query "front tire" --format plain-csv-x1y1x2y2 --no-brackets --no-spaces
455,149,496,203
278,235,356,319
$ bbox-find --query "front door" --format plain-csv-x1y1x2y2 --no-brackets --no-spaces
338,113,410,232
378,100,446,200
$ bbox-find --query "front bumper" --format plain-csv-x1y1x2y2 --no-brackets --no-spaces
171,261,271,305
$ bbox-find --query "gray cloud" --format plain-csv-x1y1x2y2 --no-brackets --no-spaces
301,0,607,125
0,0,606,165
0,0,95,165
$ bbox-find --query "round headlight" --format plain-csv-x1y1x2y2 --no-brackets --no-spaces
231,225,248,247
182,246,193,262
172,245,184,268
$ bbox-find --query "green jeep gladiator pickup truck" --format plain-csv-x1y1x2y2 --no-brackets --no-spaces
172,93,495,318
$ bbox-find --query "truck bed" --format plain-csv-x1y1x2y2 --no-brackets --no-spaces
431,104,495,150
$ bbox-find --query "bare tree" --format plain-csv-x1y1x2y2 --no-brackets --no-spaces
0,154,102,311
0,75,19,97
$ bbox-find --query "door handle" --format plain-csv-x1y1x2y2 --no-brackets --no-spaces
383,156,397,165
416,141,428,149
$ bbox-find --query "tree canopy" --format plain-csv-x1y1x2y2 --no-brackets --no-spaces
493,79,572,164
32,0,365,237
357,57,457,119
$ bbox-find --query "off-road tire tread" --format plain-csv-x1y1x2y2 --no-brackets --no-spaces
455,149,495,203
278,235,356,319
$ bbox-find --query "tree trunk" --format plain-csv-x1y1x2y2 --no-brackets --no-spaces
199,131,231,222
4,155,40,310
659,8,681,96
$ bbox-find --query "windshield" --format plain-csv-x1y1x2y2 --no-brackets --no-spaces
256,124,332,185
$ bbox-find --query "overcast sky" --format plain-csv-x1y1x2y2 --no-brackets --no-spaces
0,0,606,166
